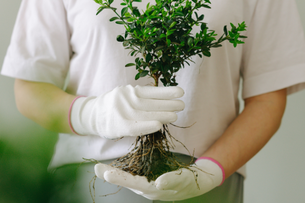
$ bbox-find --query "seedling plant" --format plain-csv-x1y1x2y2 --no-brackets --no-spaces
93,0,246,182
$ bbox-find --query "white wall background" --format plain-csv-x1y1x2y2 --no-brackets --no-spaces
244,1,305,202
0,1,304,202
0,1,57,151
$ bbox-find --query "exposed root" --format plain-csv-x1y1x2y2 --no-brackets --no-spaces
82,158,101,164
110,124,195,182
169,122,196,129
100,186,123,197
83,123,212,202
89,175,97,203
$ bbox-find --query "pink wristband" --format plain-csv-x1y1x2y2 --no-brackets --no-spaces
68,96,84,135
195,157,225,186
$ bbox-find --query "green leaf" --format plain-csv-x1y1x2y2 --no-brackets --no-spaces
170,82,178,86
195,12,199,20
202,4,211,9
115,21,125,24
160,34,166,38
230,23,236,30
125,63,136,67
237,21,247,31
151,68,158,74
140,70,149,77
160,78,167,86
96,6,105,15
169,22,177,28
187,38,194,46
108,0,114,4
166,30,174,36
202,50,211,57
175,11,184,16
198,14,204,21
145,53,152,62
133,8,141,17
146,2,150,9
127,17,136,22
93,0,101,4
135,57,140,64
116,35,125,42
223,25,228,36
135,72,141,80
122,41,129,46
201,23,207,31
130,50,137,56
134,0,142,2
109,17,119,22
121,7,128,16
211,44,222,48
155,46,165,51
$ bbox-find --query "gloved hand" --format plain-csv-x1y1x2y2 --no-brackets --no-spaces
94,157,225,201
69,85,185,139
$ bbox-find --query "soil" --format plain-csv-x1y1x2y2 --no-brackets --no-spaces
109,124,194,182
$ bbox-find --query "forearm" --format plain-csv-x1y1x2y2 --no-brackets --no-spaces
202,89,287,178
14,79,76,133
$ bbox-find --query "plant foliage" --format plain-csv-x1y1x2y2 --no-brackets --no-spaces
92,0,247,187
94,0,246,86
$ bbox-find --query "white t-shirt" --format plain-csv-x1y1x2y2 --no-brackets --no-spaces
2,0,305,177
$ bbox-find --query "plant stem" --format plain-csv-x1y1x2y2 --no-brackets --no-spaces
153,74,159,87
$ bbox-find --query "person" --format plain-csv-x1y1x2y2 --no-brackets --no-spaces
2,0,305,202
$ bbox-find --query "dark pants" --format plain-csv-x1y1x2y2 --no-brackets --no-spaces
49,154,244,203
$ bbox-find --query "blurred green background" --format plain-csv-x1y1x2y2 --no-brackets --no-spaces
0,129,57,203
0,2,75,202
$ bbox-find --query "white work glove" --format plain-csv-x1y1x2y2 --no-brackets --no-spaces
69,85,185,139
94,157,225,201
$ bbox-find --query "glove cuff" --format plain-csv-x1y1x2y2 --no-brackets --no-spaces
195,157,225,186
69,96,97,135
68,96,85,135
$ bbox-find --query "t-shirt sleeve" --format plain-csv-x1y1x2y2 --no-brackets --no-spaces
1,0,71,89
241,0,305,99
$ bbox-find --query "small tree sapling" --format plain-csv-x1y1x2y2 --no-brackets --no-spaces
93,0,247,182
